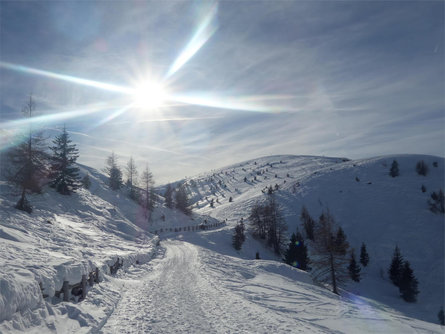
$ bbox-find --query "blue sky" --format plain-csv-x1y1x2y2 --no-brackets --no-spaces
0,1,443,183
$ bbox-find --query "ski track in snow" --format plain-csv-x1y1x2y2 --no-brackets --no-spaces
97,239,440,334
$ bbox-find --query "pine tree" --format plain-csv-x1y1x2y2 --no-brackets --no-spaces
140,164,155,219
399,261,419,302
232,220,245,251
388,245,404,287
125,157,138,201
7,96,48,213
360,242,369,267
104,152,123,190
49,126,80,195
300,206,315,241
416,160,428,176
335,227,348,256
81,173,91,189
175,185,191,215
348,249,361,282
164,183,173,208
311,211,350,294
283,231,310,271
429,189,445,214
438,307,444,325
389,160,399,177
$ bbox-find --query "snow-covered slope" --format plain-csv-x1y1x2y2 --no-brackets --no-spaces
0,163,161,331
179,154,444,325
1,154,443,332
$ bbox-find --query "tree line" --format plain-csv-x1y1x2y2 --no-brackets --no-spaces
233,196,420,303
5,96,157,218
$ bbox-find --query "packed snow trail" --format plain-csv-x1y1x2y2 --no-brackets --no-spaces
98,240,304,333
96,237,440,334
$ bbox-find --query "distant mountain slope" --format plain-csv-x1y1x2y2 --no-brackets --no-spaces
179,154,444,324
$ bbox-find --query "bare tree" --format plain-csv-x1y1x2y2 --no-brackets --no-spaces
248,196,288,254
311,210,349,294
125,157,138,200
7,96,48,213
140,164,155,219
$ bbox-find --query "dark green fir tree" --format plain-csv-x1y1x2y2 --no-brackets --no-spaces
388,246,404,287
283,231,310,271
389,160,399,177
399,261,419,302
348,250,361,282
360,242,369,267
49,126,80,195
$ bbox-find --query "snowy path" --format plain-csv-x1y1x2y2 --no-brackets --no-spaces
96,238,441,334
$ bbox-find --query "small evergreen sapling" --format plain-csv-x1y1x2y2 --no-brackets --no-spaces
438,307,444,325
429,189,444,214
389,160,399,177
348,250,361,282
81,173,91,189
360,242,369,267
415,160,428,176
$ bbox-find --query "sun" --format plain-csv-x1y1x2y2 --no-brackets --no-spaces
132,80,168,110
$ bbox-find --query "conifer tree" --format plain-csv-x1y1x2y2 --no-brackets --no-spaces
232,220,245,250
104,152,123,190
300,206,315,241
399,261,419,302
7,96,48,213
429,189,445,214
360,242,369,267
175,185,191,215
415,160,428,176
388,245,404,287
389,160,399,177
283,230,310,271
438,307,444,325
335,227,348,256
81,173,91,189
49,126,80,195
164,183,173,208
348,249,361,282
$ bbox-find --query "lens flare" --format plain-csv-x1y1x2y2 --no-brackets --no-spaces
0,62,132,94
165,1,218,78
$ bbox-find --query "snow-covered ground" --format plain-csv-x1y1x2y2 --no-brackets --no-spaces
182,154,444,325
99,233,441,333
1,154,443,333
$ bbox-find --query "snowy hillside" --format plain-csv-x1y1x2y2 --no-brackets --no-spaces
0,154,443,333
0,162,163,332
179,154,444,324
